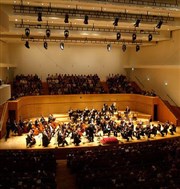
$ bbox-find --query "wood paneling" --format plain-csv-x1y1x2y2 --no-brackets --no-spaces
8,94,157,120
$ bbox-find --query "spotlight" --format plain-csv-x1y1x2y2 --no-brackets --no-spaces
37,12,42,22
132,33,136,42
156,20,163,29
136,44,140,52
148,33,153,41
25,28,30,37
113,17,119,26
107,44,111,51
134,19,141,27
117,32,121,40
44,41,48,49
64,14,69,23
84,15,89,24
46,29,51,38
25,41,30,49
60,42,64,50
122,44,126,52
64,30,69,38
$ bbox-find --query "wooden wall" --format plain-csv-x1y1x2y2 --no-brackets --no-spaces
8,94,156,120
0,94,178,139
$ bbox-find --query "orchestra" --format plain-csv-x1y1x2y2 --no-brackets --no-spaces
5,103,177,148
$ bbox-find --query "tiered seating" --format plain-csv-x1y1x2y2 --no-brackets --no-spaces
106,74,137,94
12,74,42,98
0,150,57,189
67,137,180,189
46,74,104,95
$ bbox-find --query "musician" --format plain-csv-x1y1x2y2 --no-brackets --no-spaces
125,106,131,114
42,129,50,147
73,130,81,146
5,118,11,141
26,129,36,147
57,129,68,147
40,115,46,124
48,114,54,123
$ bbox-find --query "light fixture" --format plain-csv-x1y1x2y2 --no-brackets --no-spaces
148,33,153,41
25,41,30,49
44,41,48,49
156,20,163,29
122,44,126,52
64,14,69,23
136,44,140,52
132,33,136,42
107,44,111,51
113,17,119,26
116,32,121,40
25,28,30,37
46,29,51,38
60,42,64,50
37,12,42,22
84,15,89,24
134,19,141,27
64,30,69,38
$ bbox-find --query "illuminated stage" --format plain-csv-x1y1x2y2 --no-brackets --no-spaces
0,113,179,151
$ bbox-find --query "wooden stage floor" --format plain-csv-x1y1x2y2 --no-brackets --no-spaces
0,113,180,150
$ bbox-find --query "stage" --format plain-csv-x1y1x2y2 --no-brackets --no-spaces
0,113,179,151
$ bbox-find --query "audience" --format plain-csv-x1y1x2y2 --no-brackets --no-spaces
46,73,104,95
67,137,180,189
0,150,57,189
12,74,42,98
11,73,157,97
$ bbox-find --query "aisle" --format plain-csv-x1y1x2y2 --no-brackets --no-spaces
56,160,78,189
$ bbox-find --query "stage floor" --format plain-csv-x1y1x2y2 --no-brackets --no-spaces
0,113,180,150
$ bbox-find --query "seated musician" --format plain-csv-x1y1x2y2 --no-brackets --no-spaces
26,129,36,147
48,114,54,123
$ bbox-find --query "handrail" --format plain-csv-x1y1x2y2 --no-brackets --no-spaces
166,94,178,107
134,75,144,89
0,102,8,131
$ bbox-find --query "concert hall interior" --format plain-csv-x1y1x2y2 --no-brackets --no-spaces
0,0,180,189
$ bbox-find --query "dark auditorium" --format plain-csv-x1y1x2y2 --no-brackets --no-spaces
0,0,180,188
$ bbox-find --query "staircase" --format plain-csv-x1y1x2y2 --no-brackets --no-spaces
163,100,180,126
130,81,142,94
101,81,109,93
41,82,49,95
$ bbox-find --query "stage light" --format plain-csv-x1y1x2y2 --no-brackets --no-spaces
60,42,64,50
113,17,119,26
136,44,140,52
134,19,141,27
64,14,69,23
122,44,126,52
117,32,121,40
107,44,111,51
148,33,153,41
132,33,136,42
44,41,48,49
156,20,163,29
84,15,89,24
64,30,69,38
25,28,30,37
25,41,30,49
37,12,42,22
46,29,51,38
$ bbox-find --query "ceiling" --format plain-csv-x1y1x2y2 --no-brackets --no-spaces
1,0,180,48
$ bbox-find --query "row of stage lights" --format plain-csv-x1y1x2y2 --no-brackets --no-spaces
37,11,164,29
24,12,160,52
25,27,152,41
24,40,140,52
